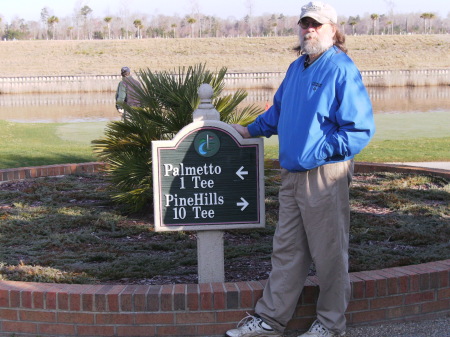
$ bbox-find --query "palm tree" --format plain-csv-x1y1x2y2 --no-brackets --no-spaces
370,13,379,35
47,16,59,39
104,16,112,39
386,21,394,34
133,19,142,39
428,13,436,33
171,23,177,38
349,21,357,35
67,26,74,40
187,17,196,38
420,13,431,33
92,64,262,212
80,5,93,39
271,22,278,36
340,21,346,34
348,16,359,35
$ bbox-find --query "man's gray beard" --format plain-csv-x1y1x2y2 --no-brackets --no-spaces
301,34,333,55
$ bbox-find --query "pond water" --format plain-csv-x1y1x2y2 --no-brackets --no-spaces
0,86,449,123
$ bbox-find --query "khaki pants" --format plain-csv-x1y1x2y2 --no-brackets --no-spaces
256,160,354,334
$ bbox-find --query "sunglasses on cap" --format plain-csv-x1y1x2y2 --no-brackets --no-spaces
298,18,323,29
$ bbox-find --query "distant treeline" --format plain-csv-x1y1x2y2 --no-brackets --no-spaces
1,5,448,41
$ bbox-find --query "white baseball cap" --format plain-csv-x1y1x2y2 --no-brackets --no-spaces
300,1,338,25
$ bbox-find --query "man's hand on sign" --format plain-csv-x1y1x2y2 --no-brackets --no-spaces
231,124,251,138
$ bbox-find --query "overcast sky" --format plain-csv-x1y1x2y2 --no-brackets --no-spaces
1,0,449,22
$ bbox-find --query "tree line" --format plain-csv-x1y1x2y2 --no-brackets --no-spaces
1,5,448,41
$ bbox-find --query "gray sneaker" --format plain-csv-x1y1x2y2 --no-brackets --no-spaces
226,313,280,337
297,320,345,337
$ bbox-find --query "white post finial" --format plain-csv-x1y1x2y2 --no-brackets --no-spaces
193,83,220,122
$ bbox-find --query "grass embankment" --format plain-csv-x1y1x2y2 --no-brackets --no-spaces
0,35,449,76
2,110,449,169
0,171,448,284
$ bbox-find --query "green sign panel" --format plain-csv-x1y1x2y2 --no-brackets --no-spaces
152,121,264,231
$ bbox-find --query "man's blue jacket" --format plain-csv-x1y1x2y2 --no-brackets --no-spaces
248,46,376,171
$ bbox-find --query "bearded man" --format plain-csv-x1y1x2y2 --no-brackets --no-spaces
227,2,375,337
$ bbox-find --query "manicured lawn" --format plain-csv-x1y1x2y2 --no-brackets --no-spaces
0,120,107,169
265,110,450,163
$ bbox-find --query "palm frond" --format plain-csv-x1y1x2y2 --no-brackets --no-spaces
225,105,264,125
214,89,249,119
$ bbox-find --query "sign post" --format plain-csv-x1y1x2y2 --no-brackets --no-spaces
152,84,264,283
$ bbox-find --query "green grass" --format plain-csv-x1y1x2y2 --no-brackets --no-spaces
355,111,450,162
0,120,107,169
56,122,110,143
265,111,450,163
355,137,450,162
0,110,449,170
371,111,449,140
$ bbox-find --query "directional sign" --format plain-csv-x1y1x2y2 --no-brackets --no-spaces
152,120,265,232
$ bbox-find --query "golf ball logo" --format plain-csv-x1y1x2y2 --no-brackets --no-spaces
194,131,220,157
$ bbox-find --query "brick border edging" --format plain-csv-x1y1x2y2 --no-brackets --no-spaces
0,162,106,182
0,162,449,337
